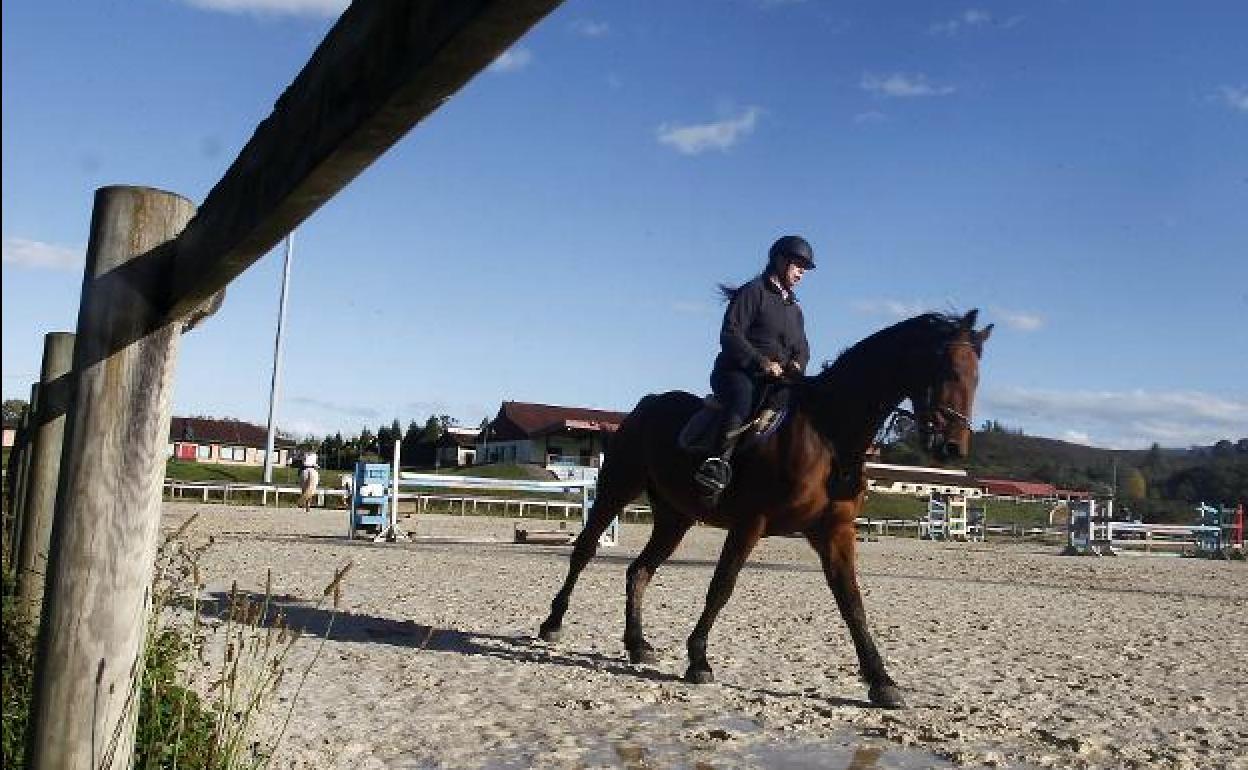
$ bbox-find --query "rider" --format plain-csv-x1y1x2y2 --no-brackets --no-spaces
694,235,814,504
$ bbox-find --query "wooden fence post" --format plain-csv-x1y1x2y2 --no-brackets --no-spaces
28,186,194,770
15,332,76,623
8,384,39,568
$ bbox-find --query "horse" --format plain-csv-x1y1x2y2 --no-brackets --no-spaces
537,309,993,709
297,466,320,513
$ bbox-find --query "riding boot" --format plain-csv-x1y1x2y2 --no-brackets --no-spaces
694,419,742,506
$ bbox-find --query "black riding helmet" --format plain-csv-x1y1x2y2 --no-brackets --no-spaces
768,235,816,270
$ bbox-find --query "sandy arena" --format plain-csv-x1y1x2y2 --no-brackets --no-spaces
164,502,1247,770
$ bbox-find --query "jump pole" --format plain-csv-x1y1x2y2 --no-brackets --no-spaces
377,438,408,542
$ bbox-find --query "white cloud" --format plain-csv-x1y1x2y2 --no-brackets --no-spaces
570,19,609,37
1061,429,1093,446
671,300,715,315
2,237,83,270
1217,85,1248,113
851,298,930,318
181,0,346,17
488,47,533,74
281,417,334,440
861,72,955,98
657,107,761,155
989,306,1044,332
981,387,1248,448
929,9,1022,36
289,395,379,420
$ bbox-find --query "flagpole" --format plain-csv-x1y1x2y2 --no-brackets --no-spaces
262,231,294,483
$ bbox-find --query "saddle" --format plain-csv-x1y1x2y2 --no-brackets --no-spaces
677,387,790,456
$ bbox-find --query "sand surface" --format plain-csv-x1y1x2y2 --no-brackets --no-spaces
164,502,1247,769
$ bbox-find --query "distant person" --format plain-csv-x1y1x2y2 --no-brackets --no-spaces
296,451,319,513
694,235,815,505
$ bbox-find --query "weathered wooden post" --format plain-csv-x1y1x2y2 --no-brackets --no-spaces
15,332,76,623
28,186,194,770
7,384,38,568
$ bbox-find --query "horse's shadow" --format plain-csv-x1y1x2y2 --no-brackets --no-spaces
195,591,684,683
193,592,878,707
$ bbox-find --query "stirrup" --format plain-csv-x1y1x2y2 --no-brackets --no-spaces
694,456,732,493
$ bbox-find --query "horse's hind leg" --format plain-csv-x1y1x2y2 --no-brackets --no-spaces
685,515,766,684
623,497,691,663
805,515,905,709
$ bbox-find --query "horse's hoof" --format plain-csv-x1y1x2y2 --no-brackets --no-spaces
868,684,906,709
685,667,714,685
538,627,561,643
628,647,658,665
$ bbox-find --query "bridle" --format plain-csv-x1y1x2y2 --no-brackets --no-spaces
883,340,977,438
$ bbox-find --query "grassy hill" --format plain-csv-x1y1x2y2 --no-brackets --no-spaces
883,430,1247,523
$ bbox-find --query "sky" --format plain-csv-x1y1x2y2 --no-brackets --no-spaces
3,0,1246,451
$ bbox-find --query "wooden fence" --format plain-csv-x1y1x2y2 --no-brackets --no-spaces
9,3,568,768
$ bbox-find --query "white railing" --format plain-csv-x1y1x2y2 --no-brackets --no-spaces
161,478,651,521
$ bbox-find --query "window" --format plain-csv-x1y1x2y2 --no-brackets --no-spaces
220,446,247,462
196,445,212,459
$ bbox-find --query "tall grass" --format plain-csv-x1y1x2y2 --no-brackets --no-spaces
0,516,350,770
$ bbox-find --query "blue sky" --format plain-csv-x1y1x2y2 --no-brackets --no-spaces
3,0,1246,450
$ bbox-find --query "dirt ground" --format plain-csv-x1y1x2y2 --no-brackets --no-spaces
164,502,1248,770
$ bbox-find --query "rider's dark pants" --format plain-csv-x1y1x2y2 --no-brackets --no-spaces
710,367,757,454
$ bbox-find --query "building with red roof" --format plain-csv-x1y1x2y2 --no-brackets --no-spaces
167,416,296,467
480,401,626,468
977,478,1089,501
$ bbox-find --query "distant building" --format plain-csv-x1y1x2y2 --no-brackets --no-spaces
435,427,480,468
2,416,19,449
977,478,1089,501
865,462,985,498
479,401,626,472
167,416,295,467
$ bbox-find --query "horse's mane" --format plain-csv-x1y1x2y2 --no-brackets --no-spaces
816,312,964,384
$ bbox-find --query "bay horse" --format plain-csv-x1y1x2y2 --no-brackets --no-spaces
537,309,993,709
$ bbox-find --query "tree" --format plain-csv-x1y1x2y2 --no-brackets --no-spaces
357,428,377,460
2,399,28,423
421,416,443,443
1121,467,1147,502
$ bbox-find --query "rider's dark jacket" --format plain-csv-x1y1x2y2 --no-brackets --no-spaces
714,275,810,377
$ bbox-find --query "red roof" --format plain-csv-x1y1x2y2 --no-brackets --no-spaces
978,478,1057,497
168,416,295,448
488,402,627,441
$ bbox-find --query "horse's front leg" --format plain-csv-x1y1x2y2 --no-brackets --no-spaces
624,508,690,663
686,515,766,684
805,514,905,709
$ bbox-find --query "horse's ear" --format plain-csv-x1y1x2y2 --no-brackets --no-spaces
961,309,979,330
974,323,994,353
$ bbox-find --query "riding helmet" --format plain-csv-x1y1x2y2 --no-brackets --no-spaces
768,235,816,270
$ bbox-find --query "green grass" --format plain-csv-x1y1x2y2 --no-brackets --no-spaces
165,459,306,485
861,494,1054,528
435,463,558,481
1,573,34,770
